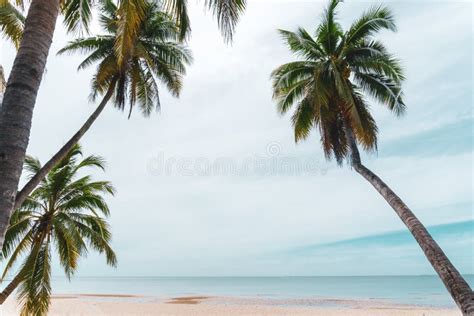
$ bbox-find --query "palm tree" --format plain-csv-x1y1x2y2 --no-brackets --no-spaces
271,0,473,314
0,0,246,252
0,144,117,315
12,0,192,212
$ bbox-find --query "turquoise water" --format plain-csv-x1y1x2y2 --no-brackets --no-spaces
50,275,473,307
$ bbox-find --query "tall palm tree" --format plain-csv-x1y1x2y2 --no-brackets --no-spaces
0,144,117,315
0,0,246,252
271,0,473,314
12,0,192,212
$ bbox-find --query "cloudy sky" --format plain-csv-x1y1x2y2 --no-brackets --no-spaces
0,0,472,277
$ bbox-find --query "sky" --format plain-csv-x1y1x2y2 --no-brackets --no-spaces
0,0,472,277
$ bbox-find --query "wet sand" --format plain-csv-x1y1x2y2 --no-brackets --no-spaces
0,294,460,315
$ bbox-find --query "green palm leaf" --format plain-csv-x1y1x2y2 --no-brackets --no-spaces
61,0,93,34
354,72,405,115
164,0,246,42
316,0,343,54
0,2,24,48
279,29,325,60
17,241,51,316
346,5,396,45
114,0,146,65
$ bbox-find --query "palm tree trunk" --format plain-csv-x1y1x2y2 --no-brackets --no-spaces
0,274,22,304
343,120,474,315
0,0,60,249
0,65,5,103
13,83,116,211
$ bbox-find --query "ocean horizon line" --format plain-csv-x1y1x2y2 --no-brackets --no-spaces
49,274,474,278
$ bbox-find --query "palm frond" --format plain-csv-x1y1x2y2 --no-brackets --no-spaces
316,0,343,54
99,0,119,34
59,184,115,217
1,229,34,280
90,55,119,100
1,210,33,261
204,0,246,43
114,0,146,65
163,0,190,41
343,39,388,61
279,28,324,60
350,54,404,83
17,241,51,316
76,47,114,71
0,2,24,48
60,213,117,267
141,9,180,41
74,154,107,172
346,5,396,45
354,72,405,115
292,97,315,143
52,217,83,279
57,36,115,57
136,64,159,116
349,89,378,151
61,0,93,34
272,62,315,94
23,156,42,179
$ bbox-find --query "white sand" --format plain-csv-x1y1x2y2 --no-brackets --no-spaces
0,294,461,315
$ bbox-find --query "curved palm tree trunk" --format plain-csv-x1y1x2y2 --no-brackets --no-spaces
0,0,60,249
0,274,22,304
343,121,474,315
13,84,116,211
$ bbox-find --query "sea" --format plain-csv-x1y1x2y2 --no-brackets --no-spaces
49,275,474,308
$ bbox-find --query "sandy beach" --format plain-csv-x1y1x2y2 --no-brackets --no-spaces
0,294,460,315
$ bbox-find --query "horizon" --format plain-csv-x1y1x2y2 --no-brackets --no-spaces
46,274,474,278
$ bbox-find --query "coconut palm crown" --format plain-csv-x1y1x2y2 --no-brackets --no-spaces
0,144,116,315
271,0,405,164
58,0,193,118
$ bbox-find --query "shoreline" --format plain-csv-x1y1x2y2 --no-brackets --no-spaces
1,294,461,315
